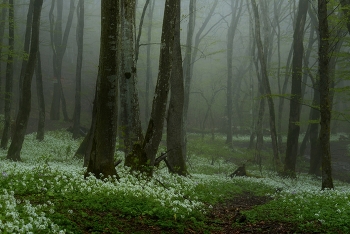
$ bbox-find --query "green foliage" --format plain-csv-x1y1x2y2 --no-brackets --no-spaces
244,189,350,233
0,130,350,233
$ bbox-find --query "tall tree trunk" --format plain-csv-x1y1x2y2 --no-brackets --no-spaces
284,0,308,177
18,0,34,109
167,0,187,176
7,0,43,161
85,0,118,179
318,0,333,190
0,0,7,114
145,0,155,124
182,0,196,158
226,0,244,147
35,50,45,141
251,0,280,169
72,0,84,139
309,81,321,176
1,0,14,149
128,0,177,175
49,0,75,121
121,0,144,163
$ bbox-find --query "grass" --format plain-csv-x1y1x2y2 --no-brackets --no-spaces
0,130,349,233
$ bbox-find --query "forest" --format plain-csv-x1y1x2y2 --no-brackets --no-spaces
0,0,350,233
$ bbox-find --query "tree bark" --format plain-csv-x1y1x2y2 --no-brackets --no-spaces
7,0,43,161
128,0,177,175
1,0,14,149
85,0,118,179
145,0,155,124
284,0,308,177
35,50,45,141
18,0,34,109
167,0,187,176
120,0,144,162
318,0,334,189
72,0,84,139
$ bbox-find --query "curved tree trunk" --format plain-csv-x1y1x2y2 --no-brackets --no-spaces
7,0,43,161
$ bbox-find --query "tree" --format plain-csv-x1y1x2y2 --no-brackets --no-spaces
35,50,45,141
1,0,14,149
251,0,280,169
72,0,84,139
49,0,75,121
120,0,143,161
318,0,333,189
128,0,177,175
85,0,118,179
0,0,8,113
284,0,308,177
226,0,244,147
144,0,155,123
167,0,187,176
7,0,43,161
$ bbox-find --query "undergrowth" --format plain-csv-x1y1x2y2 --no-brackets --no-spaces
0,130,349,233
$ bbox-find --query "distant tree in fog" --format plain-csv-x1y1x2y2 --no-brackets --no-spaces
49,0,75,121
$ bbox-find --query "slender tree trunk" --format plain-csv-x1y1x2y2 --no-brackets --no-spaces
7,0,43,161
49,0,75,121
35,50,45,141
128,0,177,175
284,0,308,177
1,0,14,149
167,0,187,176
85,0,118,179
309,82,321,175
145,0,155,124
318,0,333,189
251,0,280,168
72,0,84,139
0,0,7,114
183,0,196,157
18,0,34,110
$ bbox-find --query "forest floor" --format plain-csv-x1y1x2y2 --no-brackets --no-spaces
21,122,350,233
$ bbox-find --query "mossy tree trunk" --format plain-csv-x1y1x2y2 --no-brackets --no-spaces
85,0,118,179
